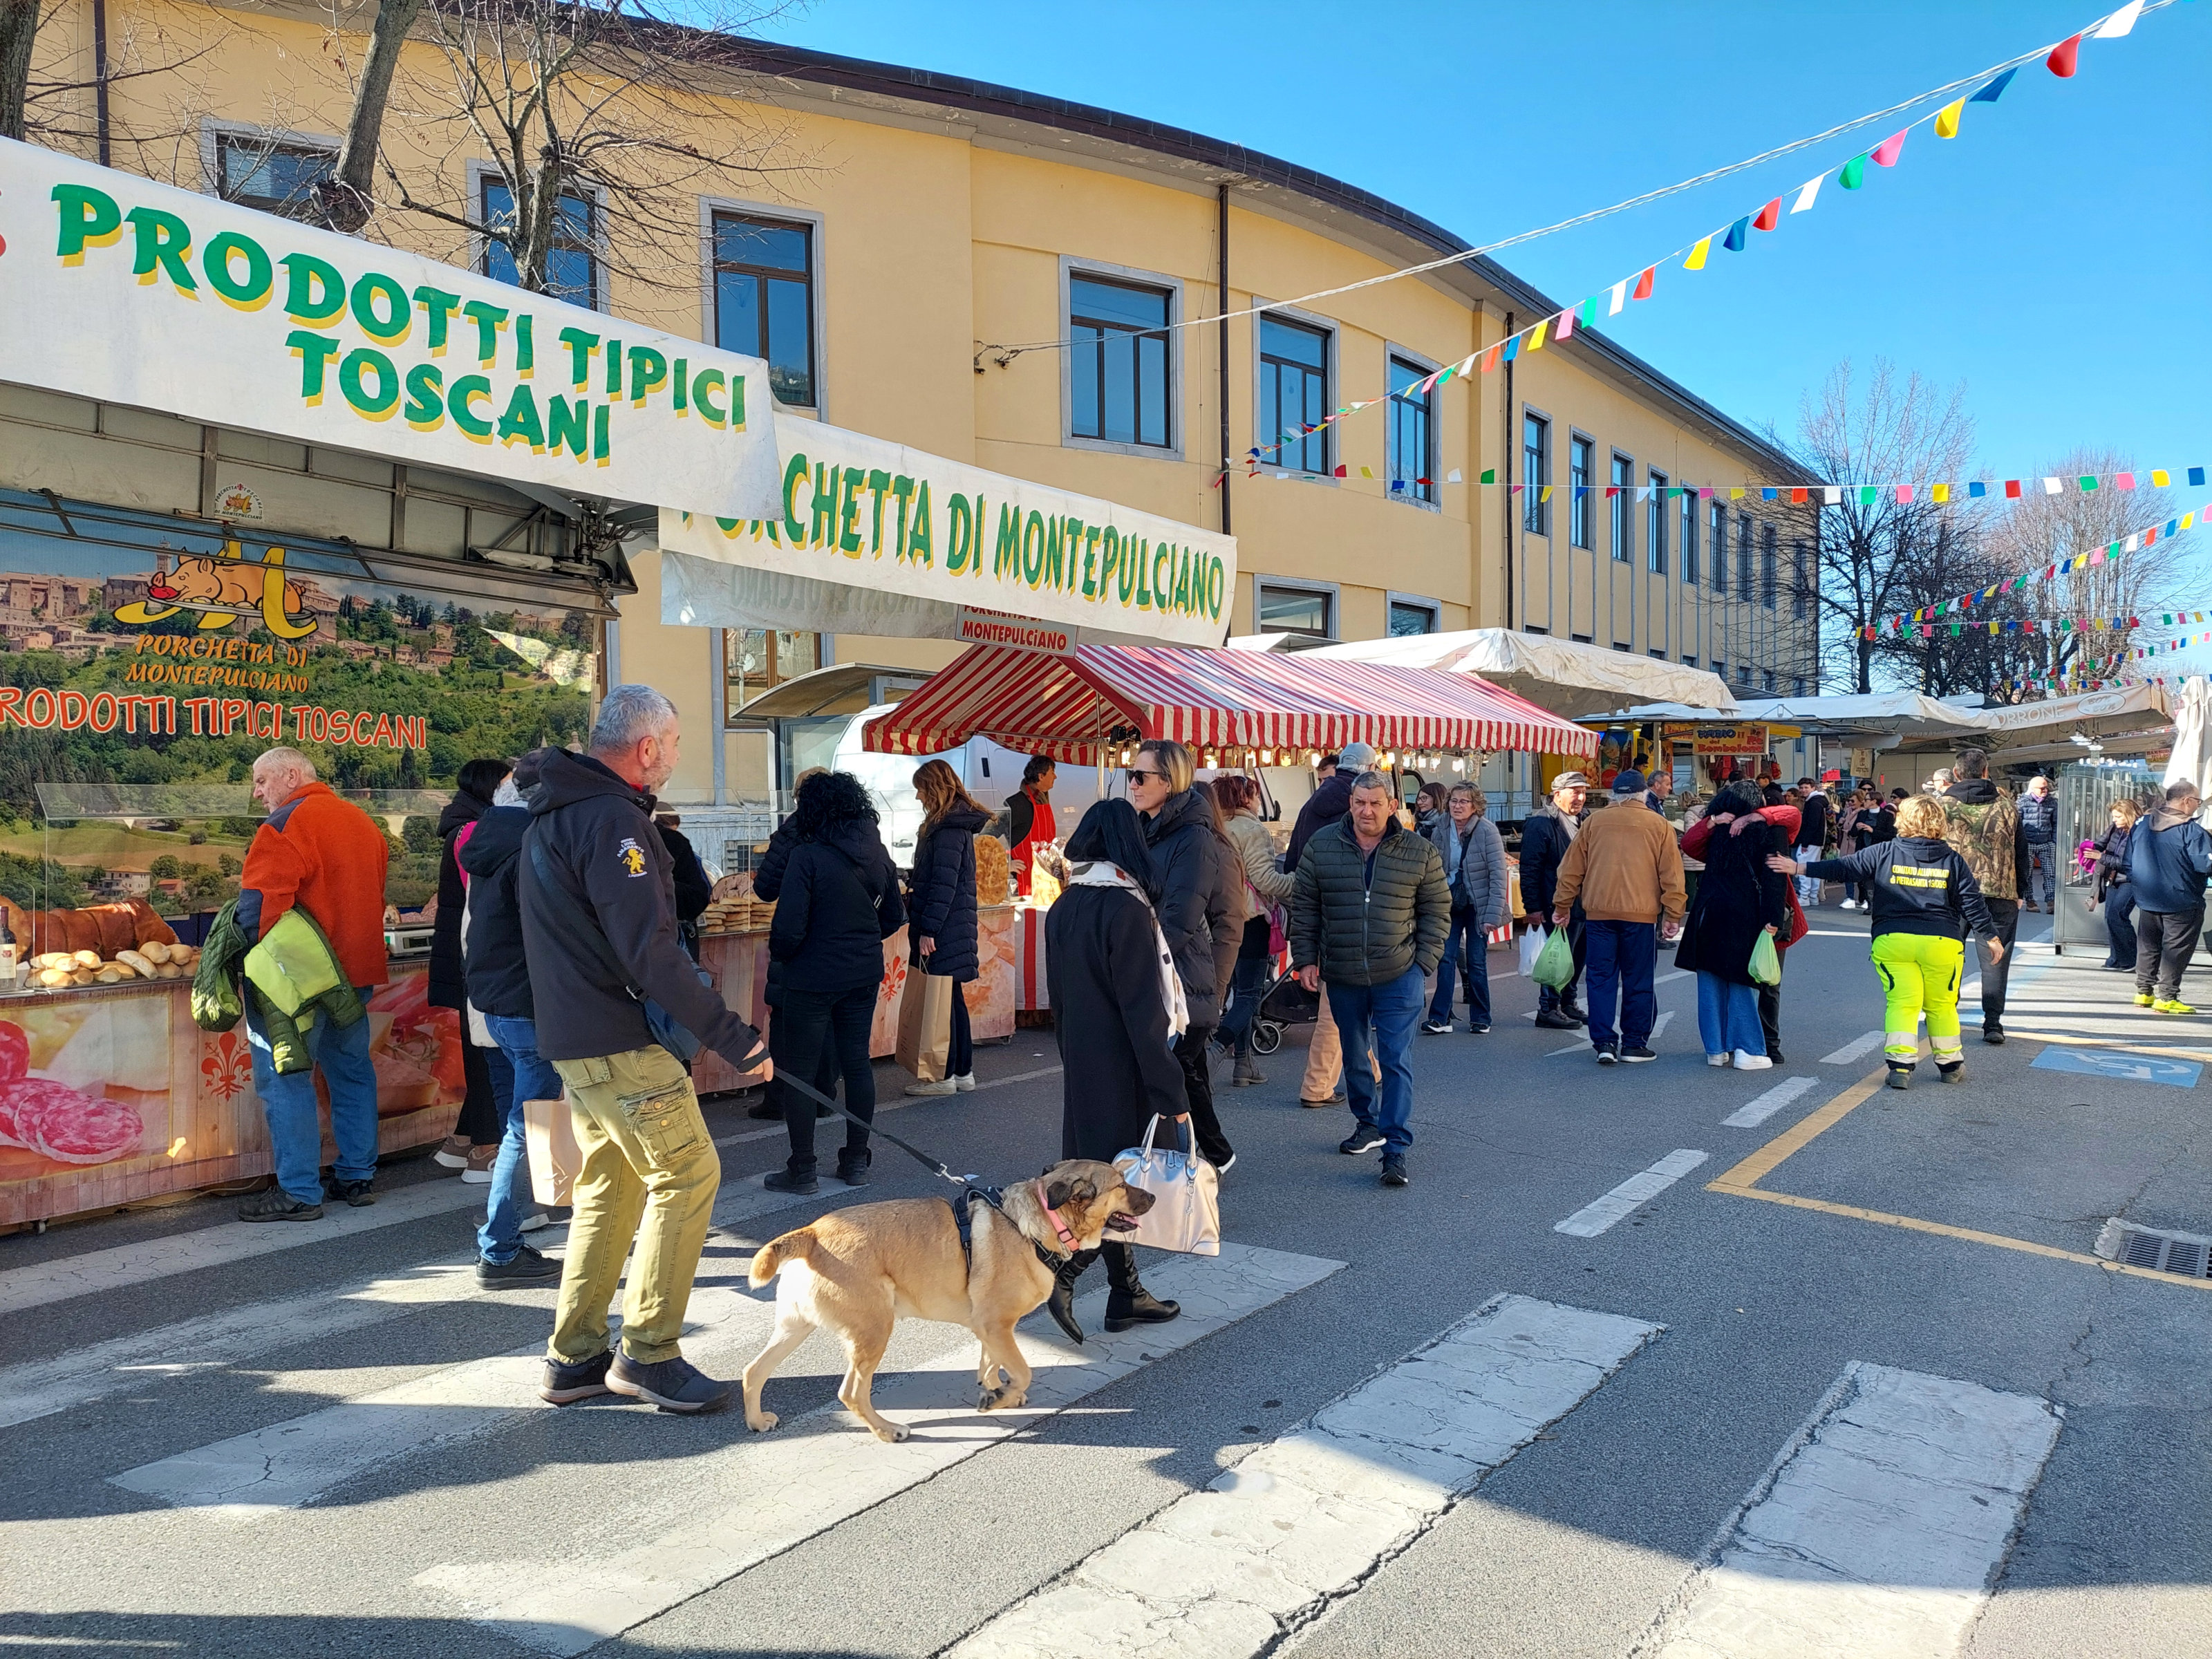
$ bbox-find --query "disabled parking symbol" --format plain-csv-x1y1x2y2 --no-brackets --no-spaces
2030,1047,2202,1088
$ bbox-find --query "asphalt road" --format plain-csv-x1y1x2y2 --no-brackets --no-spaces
3,914,2209,1659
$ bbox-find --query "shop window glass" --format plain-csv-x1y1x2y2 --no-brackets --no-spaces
724,628,821,715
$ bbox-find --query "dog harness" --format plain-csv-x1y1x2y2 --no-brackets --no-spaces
947,1181,1065,1277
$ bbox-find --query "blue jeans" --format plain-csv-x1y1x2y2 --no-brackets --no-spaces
2027,843,2056,907
1327,964,1424,1152
481,1014,562,1263
1584,920,1657,1049
1429,910,1492,1027
1696,973,1765,1058
1217,953,1270,1055
245,984,379,1206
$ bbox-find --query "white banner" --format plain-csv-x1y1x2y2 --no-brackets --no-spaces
0,139,782,521
657,415,1237,649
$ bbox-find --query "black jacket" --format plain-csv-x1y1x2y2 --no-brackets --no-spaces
749,820,798,902
767,818,907,1000
1145,787,1232,1027
518,749,764,1068
659,823,712,924
1285,771,1356,871
908,804,988,982
458,803,534,1020
1518,803,1582,921
428,787,490,1009
1797,791,1832,850
1804,837,1996,941
1675,815,1790,986
1288,817,1451,987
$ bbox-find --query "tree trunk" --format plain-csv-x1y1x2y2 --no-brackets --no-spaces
319,0,426,232
0,0,39,144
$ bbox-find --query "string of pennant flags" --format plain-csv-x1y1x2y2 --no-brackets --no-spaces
1242,461,2212,501
1869,503,2206,631
1240,0,2165,474
1866,608,2212,641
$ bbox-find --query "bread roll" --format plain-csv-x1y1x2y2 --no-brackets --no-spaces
171,944,198,968
38,966,73,988
155,962,182,980
116,950,155,978
138,940,171,965
71,950,102,970
93,964,128,984
69,966,95,985
34,952,73,971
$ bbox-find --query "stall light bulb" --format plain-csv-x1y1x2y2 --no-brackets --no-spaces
1308,751,1320,767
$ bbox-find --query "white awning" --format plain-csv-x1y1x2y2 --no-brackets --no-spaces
1298,629,1737,719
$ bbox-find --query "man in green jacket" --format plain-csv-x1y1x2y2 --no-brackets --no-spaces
1290,771,1450,1188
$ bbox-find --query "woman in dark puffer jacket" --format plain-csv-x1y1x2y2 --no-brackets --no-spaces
430,758,509,1175
903,758,991,1096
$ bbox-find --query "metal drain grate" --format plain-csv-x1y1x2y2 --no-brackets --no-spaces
2094,1219,2212,1278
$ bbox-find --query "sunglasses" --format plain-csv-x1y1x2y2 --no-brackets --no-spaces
1125,768,1168,785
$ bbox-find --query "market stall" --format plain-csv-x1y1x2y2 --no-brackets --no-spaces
863,641,1598,1013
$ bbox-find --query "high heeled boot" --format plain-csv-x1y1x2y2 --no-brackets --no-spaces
1103,1241,1180,1332
1044,1247,1098,1343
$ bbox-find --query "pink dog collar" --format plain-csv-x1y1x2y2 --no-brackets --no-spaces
1033,1179,1078,1249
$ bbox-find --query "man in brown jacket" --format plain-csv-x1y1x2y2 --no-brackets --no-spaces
1551,770,1687,1064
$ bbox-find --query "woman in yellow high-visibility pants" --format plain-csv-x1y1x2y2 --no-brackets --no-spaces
1770,795,2005,1089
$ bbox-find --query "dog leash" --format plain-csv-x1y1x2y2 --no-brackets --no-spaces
767,1065,979,1191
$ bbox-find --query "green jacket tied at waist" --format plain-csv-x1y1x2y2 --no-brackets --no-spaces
192,899,364,1073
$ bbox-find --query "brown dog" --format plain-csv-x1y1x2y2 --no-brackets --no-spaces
742,1159,1154,1443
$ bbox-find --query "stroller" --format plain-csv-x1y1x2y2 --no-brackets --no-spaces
1244,955,1320,1056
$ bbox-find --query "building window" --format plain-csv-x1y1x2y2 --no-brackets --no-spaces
1611,454,1634,563
215,133,333,221
1712,660,1727,681
1257,580,1333,639
1793,675,1807,696
1738,663,1754,687
1069,274,1172,449
1680,492,1698,584
1571,632,1594,644
1522,413,1550,534
724,628,819,715
1683,655,1698,669
1791,538,1810,619
1388,357,1435,502
1260,315,1331,476
1647,470,1668,575
1761,523,1778,608
1569,435,1595,549
482,178,598,310
1709,501,1727,595
1763,668,1777,693
713,212,816,407
1389,599,1438,637
1737,514,1754,603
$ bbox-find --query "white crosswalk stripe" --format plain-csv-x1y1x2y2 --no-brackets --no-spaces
1554,1150,1707,1237
1722,1076,1821,1129
1821,1029,1886,1065
946,1294,1660,1659
1633,1362,2061,1658
411,1241,1342,1656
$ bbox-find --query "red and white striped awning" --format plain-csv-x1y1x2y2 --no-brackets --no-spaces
862,644,1599,765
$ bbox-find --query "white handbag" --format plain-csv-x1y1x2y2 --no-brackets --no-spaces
1518,923,1548,977
1113,1114,1220,1257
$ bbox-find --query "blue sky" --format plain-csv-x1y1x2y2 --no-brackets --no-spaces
767,0,2207,486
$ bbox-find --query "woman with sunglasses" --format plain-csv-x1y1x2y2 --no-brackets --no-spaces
1125,738,1241,1172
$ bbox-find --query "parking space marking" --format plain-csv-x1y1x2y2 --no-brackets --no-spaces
1722,1076,1821,1129
1555,1150,1708,1237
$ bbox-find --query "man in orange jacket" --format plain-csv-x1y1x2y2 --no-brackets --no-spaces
236,747,391,1221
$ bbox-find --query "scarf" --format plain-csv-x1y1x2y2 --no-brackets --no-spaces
1067,860,1189,1038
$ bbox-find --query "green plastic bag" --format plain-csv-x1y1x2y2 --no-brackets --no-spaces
1748,930,1782,987
1530,924,1575,990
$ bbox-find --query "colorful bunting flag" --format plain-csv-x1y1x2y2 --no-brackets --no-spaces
1631,267,1656,301
1839,153,1868,189
1935,98,1966,139
1752,197,1782,232
2047,32,2083,76
1790,176,1823,213
2093,1,2141,39
1871,129,1908,167
1971,66,2018,102
1684,236,1713,271
1608,280,1628,317
1723,216,1750,253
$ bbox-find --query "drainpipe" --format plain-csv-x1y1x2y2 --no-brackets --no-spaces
1501,310,1515,632
91,0,111,165
1217,180,1232,539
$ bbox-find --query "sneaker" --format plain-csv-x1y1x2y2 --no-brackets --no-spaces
1707,1053,1730,1067
1983,1024,2007,1045
327,1178,375,1208
238,1186,324,1222
1213,1152,1237,1175
1732,1050,1774,1071
1534,1010,1582,1031
1619,1044,1658,1063
1886,1066,1913,1091
2155,999,2197,1015
478,1244,561,1285
953,1073,977,1092
608,1353,733,1414
432,1134,471,1170
462,1143,498,1184
1380,1156,1409,1188
520,1211,554,1232
763,1167,818,1194
1302,1091,1346,1109
1595,1042,1620,1065
2135,991,2156,1007
1767,1049,1785,1065
1470,1023,1491,1034
1421,1019,1453,1035
540,1349,615,1405
1340,1128,1387,1156
905,1077,959,1097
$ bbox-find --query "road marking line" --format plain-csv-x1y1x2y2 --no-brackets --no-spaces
1709,1069,1885,1192
5,1180,877,1434
1631,1362,2061,1659
946,1294,1660,1659
1820,1030,1885,1065
1654,969,1690,986
1721,1076,1821,1129
1554,1150,1708,1237
0,1179,489,1319
412,1243,1344,1656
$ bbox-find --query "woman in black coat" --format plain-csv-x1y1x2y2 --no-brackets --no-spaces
904,758,991,1095
430,758,508,1168
762,772,908,1195
1676,780,1790,1068
1044,799,1188,1344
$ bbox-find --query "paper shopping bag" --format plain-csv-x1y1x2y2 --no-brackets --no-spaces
1114,1114,1221,1256
896,968,955,1082
522,1094,579,1208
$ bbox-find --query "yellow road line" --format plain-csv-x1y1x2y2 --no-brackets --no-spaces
1708,1182,2212,1293
1998,1028,2212,1062
1709,1066,1889,1190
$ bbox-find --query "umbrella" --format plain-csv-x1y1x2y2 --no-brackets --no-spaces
2164,675,2212,803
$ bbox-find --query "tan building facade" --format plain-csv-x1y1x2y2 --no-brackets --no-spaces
17,1,1816,805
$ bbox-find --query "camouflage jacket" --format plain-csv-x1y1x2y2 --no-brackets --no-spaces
1938,780,2027,903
